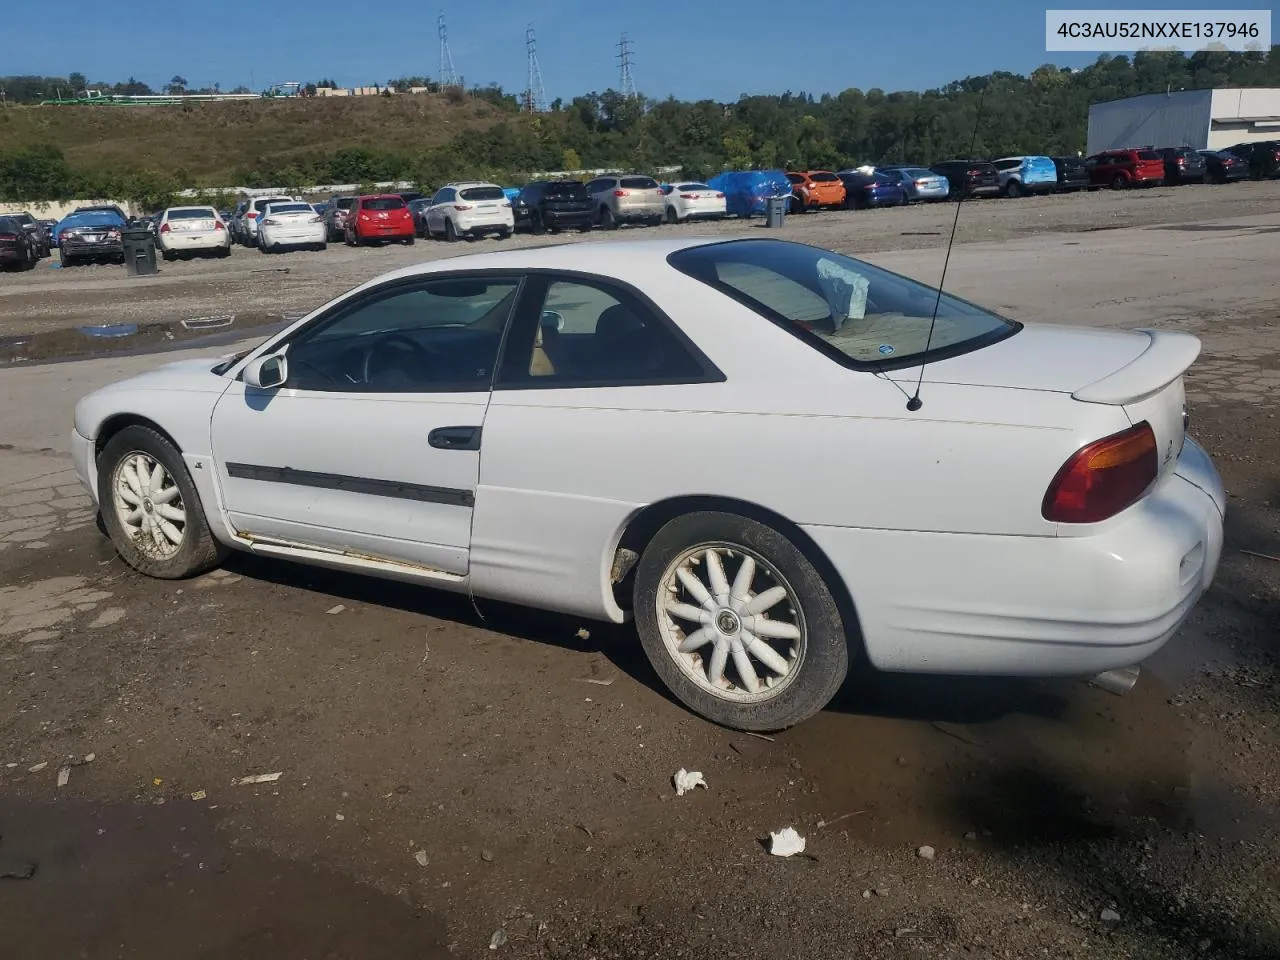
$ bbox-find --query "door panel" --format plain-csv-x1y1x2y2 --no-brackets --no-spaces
211,273,522,575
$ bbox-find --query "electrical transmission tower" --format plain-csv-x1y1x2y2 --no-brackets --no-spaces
617,33,637,99
438,13,460,88
524,25,547,113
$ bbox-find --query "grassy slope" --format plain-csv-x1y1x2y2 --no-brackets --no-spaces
0,94,510,182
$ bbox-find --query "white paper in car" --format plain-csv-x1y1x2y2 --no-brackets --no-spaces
816,258,869,333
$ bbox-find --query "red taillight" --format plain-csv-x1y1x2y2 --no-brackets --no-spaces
159,223,171,233
1041,422,1158,524
309,216,323,223
454,204,473,211
214,221,225,230
679,193,697,199
247,212,258,219
358,212,372,220
613,189,628,196
0,233,16,241
715,192,724,198
262,218,279,226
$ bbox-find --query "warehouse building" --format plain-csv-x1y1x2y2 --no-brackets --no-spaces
1087,87,1280,154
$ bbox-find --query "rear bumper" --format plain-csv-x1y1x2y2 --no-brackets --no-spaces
542,210,593,227
62,240,124,259
804,436,1224,677
261,224,326,245
161,232,230,251
457,219,513,236
965,184,1000,196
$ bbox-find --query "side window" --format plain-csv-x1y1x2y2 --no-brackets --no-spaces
500,278,709,387
279,275,522,394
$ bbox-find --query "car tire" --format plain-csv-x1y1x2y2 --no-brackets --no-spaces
403,235,415,246
96,425,228,581
578,225,593,233
58,247,71,267
162,248,177,261
1003,180,1022,198
1110,174,1127,190
444,219,458,243
599,207,617,231
499,229,512,240
666,206,679,224
217,246,231,258
530,211,546,235
632,511,850,732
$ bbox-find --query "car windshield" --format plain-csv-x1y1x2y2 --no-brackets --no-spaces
620,177,658,189
167,208,217,219
364,197,405,210
266,203,313,214
544,181,587,199
459,186,505,201
668,239,1017,368
61,213,123,228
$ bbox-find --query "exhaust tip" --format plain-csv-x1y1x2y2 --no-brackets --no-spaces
1090,665,1141,696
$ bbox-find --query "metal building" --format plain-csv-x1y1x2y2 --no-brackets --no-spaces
1087,87,1280,154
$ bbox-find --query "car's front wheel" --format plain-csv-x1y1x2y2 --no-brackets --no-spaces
633,511,849,731
97,425,226,580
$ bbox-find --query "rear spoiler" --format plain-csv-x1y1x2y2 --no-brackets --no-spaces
1072,329,1201,405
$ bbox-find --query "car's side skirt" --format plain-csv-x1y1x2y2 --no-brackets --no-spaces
224,462,473,508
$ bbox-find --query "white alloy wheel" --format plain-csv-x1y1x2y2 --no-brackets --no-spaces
657,544,805,703
112,451,187,559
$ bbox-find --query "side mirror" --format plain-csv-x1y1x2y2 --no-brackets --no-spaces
243,353,288,389
540,310,565,333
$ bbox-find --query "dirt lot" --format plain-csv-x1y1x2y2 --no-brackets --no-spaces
0,190,1277,960
1,179,1278,344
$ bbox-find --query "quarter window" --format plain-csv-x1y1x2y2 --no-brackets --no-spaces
500,278,708,387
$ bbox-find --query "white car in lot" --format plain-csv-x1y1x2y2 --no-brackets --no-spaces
158,207,231,260
423,182,514,242
237,194,296,247
70,238,1223,732
662,182,727,223
256,201,327,253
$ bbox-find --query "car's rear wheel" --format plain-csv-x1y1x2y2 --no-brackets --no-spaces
1003,179,1022,198
599,207,617,230
666,206,679,224
1110,173,1127,190
633,511,849,731
97,425,226,580
444,219,458,242
403,235,415,246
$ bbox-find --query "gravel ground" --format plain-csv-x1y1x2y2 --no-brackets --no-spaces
1,179,1278,341
0,188,1277,960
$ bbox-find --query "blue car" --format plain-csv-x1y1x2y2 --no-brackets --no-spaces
836,171,908,209
877,167,950,202
991,156,1058,197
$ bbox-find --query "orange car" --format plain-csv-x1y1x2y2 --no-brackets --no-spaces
786,171,846,212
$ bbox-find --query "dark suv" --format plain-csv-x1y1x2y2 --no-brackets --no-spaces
1157,146,1207,184
1051,156,1092,192
928,160,1000,199
1224,141,1280,179
516,180,595,233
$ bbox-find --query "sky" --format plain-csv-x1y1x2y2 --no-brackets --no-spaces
5,0,1276,102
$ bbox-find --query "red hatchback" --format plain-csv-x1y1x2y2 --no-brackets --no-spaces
1086,149,1165,189
345,195,416,246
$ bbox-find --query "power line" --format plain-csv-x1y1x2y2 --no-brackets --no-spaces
438,12,460,88
617,33,637,99
524,25,547,113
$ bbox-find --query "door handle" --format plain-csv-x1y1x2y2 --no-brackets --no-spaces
428,426,481,451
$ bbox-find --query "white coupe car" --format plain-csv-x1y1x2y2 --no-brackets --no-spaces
70,238,1224,731
662,182,727,223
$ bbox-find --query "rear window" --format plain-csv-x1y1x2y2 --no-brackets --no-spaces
459,186,505,201
902,168,933,178
364,197,406,210
544,181,588,199
1138,151,1161,160
620,177,658,189
676,183,711,191
668,239,1017,369
167,208,217,219
9,212,34,224
253,197,292,211
266,203,313,214
809,172,838,182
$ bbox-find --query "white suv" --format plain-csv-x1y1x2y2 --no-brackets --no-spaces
423,181,514,242
238,194,296,247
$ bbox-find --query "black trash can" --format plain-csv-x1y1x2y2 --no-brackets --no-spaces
765,195,788,228
123,225,158,276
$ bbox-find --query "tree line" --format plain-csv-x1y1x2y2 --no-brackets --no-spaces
1,48,1277,208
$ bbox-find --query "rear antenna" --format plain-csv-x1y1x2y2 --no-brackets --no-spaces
906,85,987,412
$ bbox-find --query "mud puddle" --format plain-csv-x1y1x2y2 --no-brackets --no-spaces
0,794,450,960
0,312,297,367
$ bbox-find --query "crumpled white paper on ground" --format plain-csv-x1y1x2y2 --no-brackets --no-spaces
672,768,707,796
768,826,806,857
